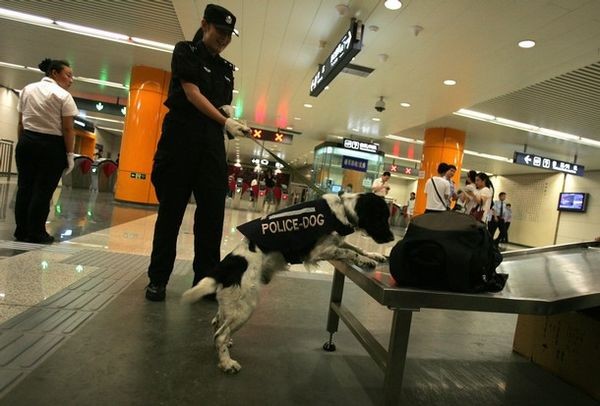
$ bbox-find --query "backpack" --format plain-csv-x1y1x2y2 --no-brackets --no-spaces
389,211,507,293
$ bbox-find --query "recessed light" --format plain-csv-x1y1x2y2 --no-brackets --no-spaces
232,89,239,94
303,103,313,108
324,86,330,90
351,128,359,131
372,117,381,122
518,39,536,49
400,102,411,107
286,126,293,130
294,117,301,120
384,0,403,10
443,79,456,86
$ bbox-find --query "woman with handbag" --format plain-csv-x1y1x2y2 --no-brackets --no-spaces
464,172,493,223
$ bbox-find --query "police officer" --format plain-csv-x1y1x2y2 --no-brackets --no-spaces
146,4,250,301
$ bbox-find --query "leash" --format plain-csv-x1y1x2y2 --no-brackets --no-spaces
242,133,327,196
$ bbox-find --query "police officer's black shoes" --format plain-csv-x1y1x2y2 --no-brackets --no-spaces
145,282,166,302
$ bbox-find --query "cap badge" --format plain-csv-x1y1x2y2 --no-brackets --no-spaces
225,15,232,24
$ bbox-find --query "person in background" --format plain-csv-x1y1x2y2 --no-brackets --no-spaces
490,192,507,244
464,172,494,223
344,183,353,193
405,192,416,221
443,164,458,204
372,171,391,197
424,163,450,212
15,58,77,244
145,4,250,301
459,170,478,214
501,203,512,244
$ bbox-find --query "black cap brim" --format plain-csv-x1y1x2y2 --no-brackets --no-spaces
214,24,239,36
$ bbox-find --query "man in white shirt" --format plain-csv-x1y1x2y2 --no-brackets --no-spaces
424,163,451,212
372,171,391,197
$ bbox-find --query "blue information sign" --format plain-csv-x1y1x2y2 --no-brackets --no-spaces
341,156,368,172
513,151,584,176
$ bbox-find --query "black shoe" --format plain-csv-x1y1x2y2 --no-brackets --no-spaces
145,282,166,302
27,234,55,244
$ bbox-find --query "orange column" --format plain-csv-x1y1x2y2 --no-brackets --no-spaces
114,66,171,204
414,128,465,215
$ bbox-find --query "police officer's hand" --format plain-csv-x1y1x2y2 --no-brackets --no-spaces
64,152,75,175
225,118,251,138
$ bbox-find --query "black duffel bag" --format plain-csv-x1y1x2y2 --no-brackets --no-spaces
389,211,507,293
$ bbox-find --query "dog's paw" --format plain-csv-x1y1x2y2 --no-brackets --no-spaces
219,359,242,374
356,257,378,268
366,252,387,262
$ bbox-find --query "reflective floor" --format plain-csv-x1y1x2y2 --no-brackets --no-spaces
0,178,595,405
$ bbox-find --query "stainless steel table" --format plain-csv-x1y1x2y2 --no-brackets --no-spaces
324,241,600,405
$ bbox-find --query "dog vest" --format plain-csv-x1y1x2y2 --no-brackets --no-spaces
237,199,355,264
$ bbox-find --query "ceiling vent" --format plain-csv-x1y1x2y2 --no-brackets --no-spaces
342,63,374,77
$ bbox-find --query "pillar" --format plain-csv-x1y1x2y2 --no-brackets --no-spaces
114,66,171,204
414,128,465,215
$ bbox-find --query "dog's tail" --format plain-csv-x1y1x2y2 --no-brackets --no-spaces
181,277,217,303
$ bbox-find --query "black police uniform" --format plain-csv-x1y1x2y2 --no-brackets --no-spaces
147,38,235,287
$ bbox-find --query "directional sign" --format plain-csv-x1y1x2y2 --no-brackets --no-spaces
389,164,418,176
513,151,584,176
343,138,378,153
310,19,364,97
250,127,293,144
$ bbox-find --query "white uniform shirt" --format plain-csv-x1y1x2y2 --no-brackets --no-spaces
18,77,79,136
406,198,415,215
424,176,450,210
372,177,389,197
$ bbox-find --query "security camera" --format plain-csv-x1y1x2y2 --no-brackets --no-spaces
375,96,386,113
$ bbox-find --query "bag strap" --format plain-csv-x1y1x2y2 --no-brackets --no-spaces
431,177,449,210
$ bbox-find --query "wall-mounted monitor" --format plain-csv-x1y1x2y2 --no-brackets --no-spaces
557,192,588,212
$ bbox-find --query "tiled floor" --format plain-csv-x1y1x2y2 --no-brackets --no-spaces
0,179,595,405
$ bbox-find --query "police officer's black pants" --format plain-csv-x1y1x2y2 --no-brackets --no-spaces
14,131,66,240
148,176,226,287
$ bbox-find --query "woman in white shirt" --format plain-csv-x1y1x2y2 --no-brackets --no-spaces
464,172,493,223
15,58,78,244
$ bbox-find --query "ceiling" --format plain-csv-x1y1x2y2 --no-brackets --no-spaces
1,0,600,177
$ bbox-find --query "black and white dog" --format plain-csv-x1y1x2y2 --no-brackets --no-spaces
182,193,394,373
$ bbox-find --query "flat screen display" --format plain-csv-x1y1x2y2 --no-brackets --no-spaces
557,192,588,212
331,185,342,193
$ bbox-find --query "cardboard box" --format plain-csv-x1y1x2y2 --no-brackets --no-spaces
513,309,600,401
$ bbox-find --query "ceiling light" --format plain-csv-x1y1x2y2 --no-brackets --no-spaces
384,154,420,163
384,0,403,10
55,21,129,41
443,79,457,86
351,128,359,131
232,89,239,94
372,117,381,121
400,102,411,107
464,149,513,163
453,108,600,148
75,76,128,89
385,135,424,144
303,104,313,108
294,117,301,120
0,7,53,25
130,37,174,52
518,40,536,49
0,8,174,53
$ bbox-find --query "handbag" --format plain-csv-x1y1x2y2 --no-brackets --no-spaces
470,205,484,222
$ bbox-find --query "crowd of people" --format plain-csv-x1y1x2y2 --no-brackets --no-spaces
417,163,513,245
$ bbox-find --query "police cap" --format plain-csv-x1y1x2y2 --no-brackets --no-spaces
204,4,238,36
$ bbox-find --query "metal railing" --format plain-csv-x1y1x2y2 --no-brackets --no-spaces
0,139,14,176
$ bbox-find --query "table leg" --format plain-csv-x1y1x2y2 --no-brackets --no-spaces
324,268,345,351
383,309,413,406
